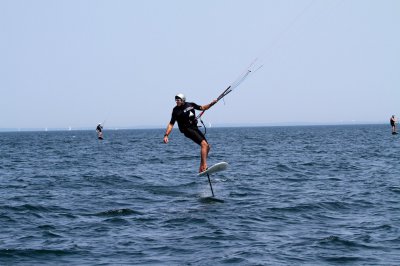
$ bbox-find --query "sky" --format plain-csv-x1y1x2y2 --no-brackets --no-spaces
1,0,399,129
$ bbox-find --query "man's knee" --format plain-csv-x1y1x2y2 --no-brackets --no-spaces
201,140,209,149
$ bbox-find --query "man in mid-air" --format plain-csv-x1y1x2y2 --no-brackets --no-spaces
164,93,216,173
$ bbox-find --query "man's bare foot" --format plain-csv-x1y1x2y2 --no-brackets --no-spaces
199,165,208,173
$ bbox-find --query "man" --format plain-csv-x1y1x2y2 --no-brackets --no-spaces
164,93,217,173
390,115,397,134
96,123,103,139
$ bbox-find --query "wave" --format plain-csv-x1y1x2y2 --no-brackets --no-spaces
317,235,388,251
321,255,367,263
95,208,143,217
269,200,352,213
1,204,70,216
389,186,400,194
0,248,77,258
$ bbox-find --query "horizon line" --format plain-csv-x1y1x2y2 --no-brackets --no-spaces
0,121,389,132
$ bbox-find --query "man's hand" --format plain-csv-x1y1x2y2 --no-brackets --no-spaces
210,99,217,107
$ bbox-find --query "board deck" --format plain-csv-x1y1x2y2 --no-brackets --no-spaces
198,162,228,177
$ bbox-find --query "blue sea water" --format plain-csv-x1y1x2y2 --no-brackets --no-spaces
0,125,399,265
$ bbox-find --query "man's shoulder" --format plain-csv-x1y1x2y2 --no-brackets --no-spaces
172,105,181,111
172,102,197,112
174,102,196,108
186,102,199,108
172,105,183,114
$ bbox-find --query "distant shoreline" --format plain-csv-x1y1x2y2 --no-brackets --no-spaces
0,122,388,133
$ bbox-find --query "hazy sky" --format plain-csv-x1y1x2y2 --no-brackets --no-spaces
1,0,399,129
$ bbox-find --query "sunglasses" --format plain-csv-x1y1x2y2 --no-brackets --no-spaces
175,98,183,102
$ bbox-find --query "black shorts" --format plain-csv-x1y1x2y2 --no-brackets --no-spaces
183,128,207,146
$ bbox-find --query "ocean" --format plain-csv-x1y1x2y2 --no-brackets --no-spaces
0,125,399,265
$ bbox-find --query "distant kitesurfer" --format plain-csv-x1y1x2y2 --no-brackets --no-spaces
96,123,103,139
163,93,217,173
390,115,397,134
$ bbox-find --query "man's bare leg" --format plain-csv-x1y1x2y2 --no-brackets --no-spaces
199,140,210,173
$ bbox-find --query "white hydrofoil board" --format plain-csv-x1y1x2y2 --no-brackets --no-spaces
198,162,228,177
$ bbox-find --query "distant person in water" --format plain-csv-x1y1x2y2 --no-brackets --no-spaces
96,123,103,139
390,115,397,134
163,93,217,173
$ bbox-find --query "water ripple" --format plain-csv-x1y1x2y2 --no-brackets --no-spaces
0,126,399,265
